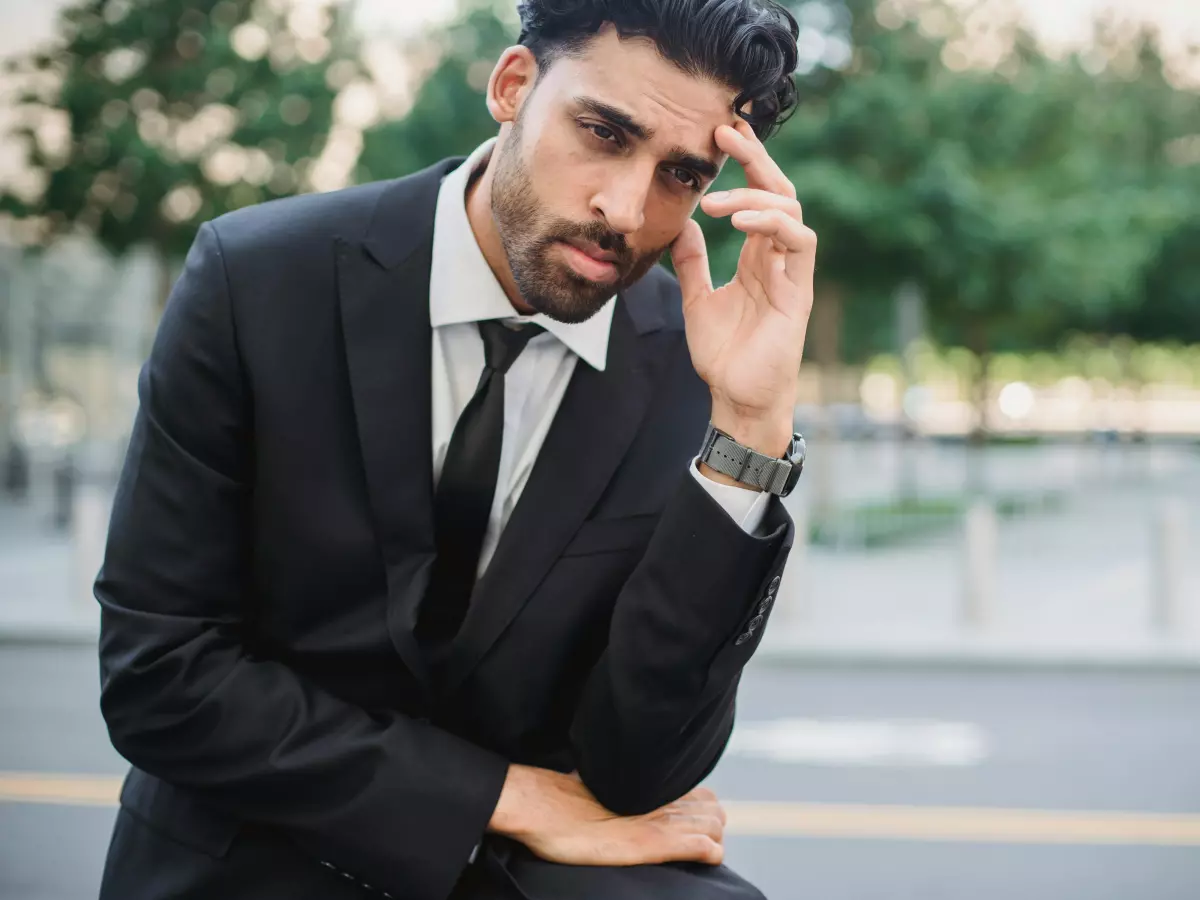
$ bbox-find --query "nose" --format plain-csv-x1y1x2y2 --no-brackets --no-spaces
590,165,650,236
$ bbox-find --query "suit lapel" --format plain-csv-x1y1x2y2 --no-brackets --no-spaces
441,278,675,693
336,159,462,699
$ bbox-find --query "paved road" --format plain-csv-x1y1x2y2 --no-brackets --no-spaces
2,644,1200,899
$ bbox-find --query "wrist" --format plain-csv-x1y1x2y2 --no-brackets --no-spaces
709,403,794,459
488,764,538,839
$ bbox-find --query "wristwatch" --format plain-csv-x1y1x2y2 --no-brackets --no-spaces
698,423,806,497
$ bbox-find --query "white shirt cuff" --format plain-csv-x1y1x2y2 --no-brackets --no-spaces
689,458,771,535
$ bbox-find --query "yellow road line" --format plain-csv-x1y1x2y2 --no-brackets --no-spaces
0,772,122,807
3,772,1200,847
724,801,1200,846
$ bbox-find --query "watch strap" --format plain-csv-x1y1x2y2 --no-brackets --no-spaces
699,423,794,496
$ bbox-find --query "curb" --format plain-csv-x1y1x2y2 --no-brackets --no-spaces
6,618,1200,672
0,616,100,646
756,631,1200,672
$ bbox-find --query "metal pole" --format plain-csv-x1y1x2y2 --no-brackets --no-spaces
1150,498,1188,635
961,499,997,629
895,281,925,504
72,470,112,614
4,254,34,500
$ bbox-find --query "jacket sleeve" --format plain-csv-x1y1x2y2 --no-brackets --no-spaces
569,468,793,816
95,222,507,900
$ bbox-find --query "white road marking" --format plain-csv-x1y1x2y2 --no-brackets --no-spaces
728,718,989,767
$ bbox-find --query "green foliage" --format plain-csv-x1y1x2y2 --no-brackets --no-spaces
867,336,1200,390
809,487,1066,548
1,0,358,261
9,0,1195,359
780,5,1194,362
335,0,1200,367
358,3,515,182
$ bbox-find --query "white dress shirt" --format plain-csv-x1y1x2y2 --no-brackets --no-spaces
429,140,769,576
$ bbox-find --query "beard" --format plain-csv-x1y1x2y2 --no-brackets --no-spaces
490,119,670,324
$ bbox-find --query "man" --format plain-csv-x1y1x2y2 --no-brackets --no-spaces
95,1,813,898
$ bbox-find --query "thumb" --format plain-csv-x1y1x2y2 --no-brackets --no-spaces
670,218,713,309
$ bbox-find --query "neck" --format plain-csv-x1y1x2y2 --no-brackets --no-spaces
465,148,537,316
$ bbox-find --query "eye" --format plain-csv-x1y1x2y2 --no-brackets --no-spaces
581,122,620,144
665,166,700,190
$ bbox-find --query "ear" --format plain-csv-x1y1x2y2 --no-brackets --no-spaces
486,46,539,126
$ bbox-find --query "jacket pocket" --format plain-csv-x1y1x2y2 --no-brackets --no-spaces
119,767,241,859
560,513,659,558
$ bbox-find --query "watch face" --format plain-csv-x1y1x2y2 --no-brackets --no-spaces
788,434,807,467
779,434,805,497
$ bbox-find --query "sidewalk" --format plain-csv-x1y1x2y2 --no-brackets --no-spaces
0,490,103,643
763,448,1200,669
2,448,1198,668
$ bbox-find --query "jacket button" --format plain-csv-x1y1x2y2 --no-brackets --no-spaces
756,601,768,616
735,633,751,645
749,614,764,631
768,575,781,593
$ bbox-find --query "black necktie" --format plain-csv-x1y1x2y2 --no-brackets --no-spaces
417,319,544,651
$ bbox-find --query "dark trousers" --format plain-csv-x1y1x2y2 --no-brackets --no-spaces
100,806,766,900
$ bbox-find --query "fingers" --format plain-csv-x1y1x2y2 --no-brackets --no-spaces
653,787,727,853
683,786,719,803
659,802,726,833
701,188,803,224
665,787,726,824
646,825,724,866
666,812,725,844
669,218,714,307
715,117,796,199
731,208,817,257
671,833,725,866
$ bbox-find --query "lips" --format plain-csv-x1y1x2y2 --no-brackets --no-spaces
558,240,622,283
565,238,620,265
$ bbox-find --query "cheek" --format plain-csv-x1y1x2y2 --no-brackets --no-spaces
526,127,597,209
637,200,694,252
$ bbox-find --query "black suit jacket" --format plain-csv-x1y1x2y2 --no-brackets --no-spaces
95,157,794,900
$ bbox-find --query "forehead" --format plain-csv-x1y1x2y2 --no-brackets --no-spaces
539,26,739,145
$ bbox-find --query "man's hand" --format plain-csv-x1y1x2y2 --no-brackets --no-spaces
488,765,726,866
671,117,816,459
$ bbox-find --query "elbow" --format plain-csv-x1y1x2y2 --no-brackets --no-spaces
99,665,164,768
98,636,225,772
573,700,738,816
576,754,672,817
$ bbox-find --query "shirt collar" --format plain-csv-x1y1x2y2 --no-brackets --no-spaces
429,138,615,372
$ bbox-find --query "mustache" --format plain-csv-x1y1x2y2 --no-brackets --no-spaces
540,219,633,266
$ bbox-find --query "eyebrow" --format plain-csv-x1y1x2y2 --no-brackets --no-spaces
573,95,722,183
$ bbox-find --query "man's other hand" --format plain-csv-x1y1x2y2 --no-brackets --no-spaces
488,765,726,866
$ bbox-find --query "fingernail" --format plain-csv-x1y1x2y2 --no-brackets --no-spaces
707,191,728,201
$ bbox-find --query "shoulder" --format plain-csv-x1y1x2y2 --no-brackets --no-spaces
624,263,686,335
204,179,395,262
195,158,459,317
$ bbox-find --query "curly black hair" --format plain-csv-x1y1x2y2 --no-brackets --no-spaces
516,0,800,140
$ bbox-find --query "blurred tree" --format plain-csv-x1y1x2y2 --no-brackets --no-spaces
357,1,514,183
767,4,1187,451
1070,20,1200,344
376,0,1196,453
1123,209,1200,342
0,0,361,307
